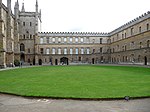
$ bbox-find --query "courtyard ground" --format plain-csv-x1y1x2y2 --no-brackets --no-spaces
0,93,150,112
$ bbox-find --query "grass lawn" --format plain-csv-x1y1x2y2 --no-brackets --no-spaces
0,65,150,99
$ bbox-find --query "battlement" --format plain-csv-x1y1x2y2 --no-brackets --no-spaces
109,11,150,35
38,32,109,37
19,12,36,16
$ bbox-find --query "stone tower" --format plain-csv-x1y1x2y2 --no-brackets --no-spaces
18,0,41,65
14,0,20,61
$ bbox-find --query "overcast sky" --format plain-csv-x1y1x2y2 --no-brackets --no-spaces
3,0,150,32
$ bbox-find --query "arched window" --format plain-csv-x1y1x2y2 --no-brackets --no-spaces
20,43,25,51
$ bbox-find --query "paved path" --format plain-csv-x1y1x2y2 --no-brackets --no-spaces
0,94,150,112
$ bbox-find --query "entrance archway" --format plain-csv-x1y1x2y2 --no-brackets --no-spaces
33,59,35,65
20,53,25,62
55,59,58,65
144,56,147,65
92,58,95,64
39,59,42,65
60,57,69,65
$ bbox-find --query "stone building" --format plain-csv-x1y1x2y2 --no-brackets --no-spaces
0,0,149,68
0,0,19,68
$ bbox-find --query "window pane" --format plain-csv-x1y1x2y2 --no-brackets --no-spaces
76,48,78,54
40,37,43,44
70,48,73,54
52,48,55,54
46,48,50,54
81,48,84,54
70,37,73,43
64,37,67,42
64,48,67,54
52,37,55,42
58,48,61,54
75,37,78,43
87,48,90,54
58,37,61,42
81,38,84,43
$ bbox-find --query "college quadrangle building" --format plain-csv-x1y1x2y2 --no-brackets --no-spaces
0,0,150,68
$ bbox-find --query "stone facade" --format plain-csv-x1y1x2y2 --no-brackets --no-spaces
0,0,149,68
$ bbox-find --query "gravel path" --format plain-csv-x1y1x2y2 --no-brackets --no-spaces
0,94,150,112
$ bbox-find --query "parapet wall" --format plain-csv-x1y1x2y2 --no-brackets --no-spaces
109,11,150,35
38,32,109,37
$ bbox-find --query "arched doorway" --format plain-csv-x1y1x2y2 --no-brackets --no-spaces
20,53,25,62
92,58,95,64
144,56,147,65
60,57,69,65
33,59,35,65
39,59,42,65
79,57,81,61
55,59,58,65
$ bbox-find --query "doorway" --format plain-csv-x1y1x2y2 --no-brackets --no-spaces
60,57,69,65
55,59,58,65
39,59,42,65
144,56,147,65
92,58,95,64
20,53,25,62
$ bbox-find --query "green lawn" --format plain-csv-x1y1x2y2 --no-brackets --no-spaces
0,65,150,99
